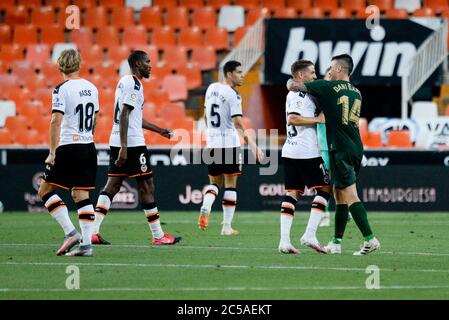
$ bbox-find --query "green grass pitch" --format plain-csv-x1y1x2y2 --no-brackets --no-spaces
1,211,449,300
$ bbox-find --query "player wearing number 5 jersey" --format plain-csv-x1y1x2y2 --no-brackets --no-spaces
38,49,98,257
198,60,264,235
92,50,181,246
287,54,380,255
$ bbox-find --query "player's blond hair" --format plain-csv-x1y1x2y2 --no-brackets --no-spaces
57,49,81,75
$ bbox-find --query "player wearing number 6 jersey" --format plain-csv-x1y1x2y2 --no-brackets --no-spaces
287,54,380,255
279,60,331,255
38,49,98,256
198,60,264,235
92,50,181,246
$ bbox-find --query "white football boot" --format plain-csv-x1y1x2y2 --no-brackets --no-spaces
300,235,326,253
278,242,300,254
324,241,342,254
353,238,380,256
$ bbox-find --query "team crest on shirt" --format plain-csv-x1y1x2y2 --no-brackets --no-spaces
296,100,303,109
131,93,137,102
141,164,148,172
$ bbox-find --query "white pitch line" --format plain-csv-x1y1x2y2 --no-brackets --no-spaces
2,261,449,274
2,285,449,293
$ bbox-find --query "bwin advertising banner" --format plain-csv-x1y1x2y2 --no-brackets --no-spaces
264,18,438,85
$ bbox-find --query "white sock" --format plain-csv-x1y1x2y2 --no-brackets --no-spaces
222,189,237,229
94,193,112,234
201,184,219,213
305,195,328,238
44,193,76,236
280,197,296,244
144,204,164,239
77,201,95,246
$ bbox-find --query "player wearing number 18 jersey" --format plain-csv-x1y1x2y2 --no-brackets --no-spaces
38,49,98,256
287,54,380,255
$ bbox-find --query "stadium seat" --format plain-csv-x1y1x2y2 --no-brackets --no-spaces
70,27,94,48
98,89,116,118
178,63,202,90
191,46,217,70
126,0,151,11
152,0,178,10
341,0,366,13
0,74,19,91
72,0,98,10
131,44,159,63
246,8,270,26
146,88,170,110
171,117,194,132
17,0,41,9
139,6,163,30
20,100,46,120
162,46,189,71
191,7,217,30
330,8,351,18
110,7,136,29
387,130,413,148
411,101,439,119
412,7,436,17
40,25,65,46
151,26,177,49
4,5,28,25
94,128,110,144
13,25,38,47
0,44,25,63
218,6,245,32
286,0,312,10
424,0,449,12
363,132,383,148
369,0,393,12
4,115,29,133
14,128,43,145
0,101,16,127
314,0,339,13
394,0,421,13
151,62,172,80
1,87,31,103
262,0,286,10
165,7,189,30
160,102,187,121
355,8,374,18
301,7,325,18
179,0,205,10
162,75,188,101
46,0,70,9
0,25,12,45
142,102,157,120
234,0,259,10
96,26,120,48
123,25,148,47
0,0,15,11
101,0,125,9
0,128,13,144
273,7,298,18
39,60,61,81
33,87,52,107
105,44,129,64
233,26,248,47
31,6,56,27
93,61,118,79
84,7,108,29
208,0,232,10
178,27,203,50
79,44,103,65
11,60,34,79
384,8,409,18
142,77,161,94
204,27,229,51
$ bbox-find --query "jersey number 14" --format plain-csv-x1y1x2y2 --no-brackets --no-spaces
338,95,361,127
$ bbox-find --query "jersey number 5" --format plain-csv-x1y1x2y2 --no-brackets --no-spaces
210,103,221,128
75,102,95,132
338,95,361,127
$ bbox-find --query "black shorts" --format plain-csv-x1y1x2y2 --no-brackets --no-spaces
42,143,97,190
330,150,361,189
108,146,153,180
206,147,242,177
283,157,330,193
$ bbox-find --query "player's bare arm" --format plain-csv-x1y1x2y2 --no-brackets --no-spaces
142,119,173,139
286,78,309,93
233,115,264,162
45,112,63,165
116,104,132,167
287,112,325,126
92,111,98,134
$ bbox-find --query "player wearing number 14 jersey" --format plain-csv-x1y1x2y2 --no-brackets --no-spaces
287,54,380,255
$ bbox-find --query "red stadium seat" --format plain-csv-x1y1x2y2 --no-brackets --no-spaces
110,7,136,29
0,128,13,145
39,61,62,81
301,7,325,18
424,0,449,13
31,6,57,27
412,8,436,17
273,7,298,18
143,102,157,121
262,0,285,10
178,27,203,50
140,6,163,30
204,27,229,51
208,0,231,10
0,0,15,11
93,61,118,79
106,45,130,64
17,0,41,9
84,7,108,29
341,0,366,13
178,63,202,90
5,115,29,133
131,44,159,63
179,0,205,10
330,8,351,18
152,0,178,10
160,102,186,121
0,74,19,91
191,46,216,70
363,132,383,148
147,88,170,111
314,0,338,13
165,7,189,30
11,60,34,78
40,25,65,46
46,0,70,9
123,25,148,47
287,0,312,10
26,44,51,68
96,26,120,48
142,77,161,94
368,0,393,12
162,46,189,71
22,73,49,93
0,44,25,63
70,27,94,48
151,62,172,80
13,25,38,46
162,75,188,101
2,86,31,103
14,128,43,145
385,8,409,19
151,26,177,50
234,0,260,10
233,26,248,47
246,8,270,26
101,0,125,9
191,6,217,30
387,130,413,148
4,5,28,25
0,25,12,45
79,44,104,65
72,0,98,10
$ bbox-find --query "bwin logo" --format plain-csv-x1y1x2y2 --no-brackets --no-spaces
281,26,417,77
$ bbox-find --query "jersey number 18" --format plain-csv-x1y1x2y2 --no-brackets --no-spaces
75,102,95,132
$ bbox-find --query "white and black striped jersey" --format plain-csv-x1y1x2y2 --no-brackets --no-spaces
51,79,99,146
204,82,243,149
109,75,145,148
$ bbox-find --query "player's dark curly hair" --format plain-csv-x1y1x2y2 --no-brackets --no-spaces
291,60,314,77
223,60,241,77
128,50,147,70
332,54,354,76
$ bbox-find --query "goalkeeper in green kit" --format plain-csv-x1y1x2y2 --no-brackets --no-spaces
287,54,380,255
